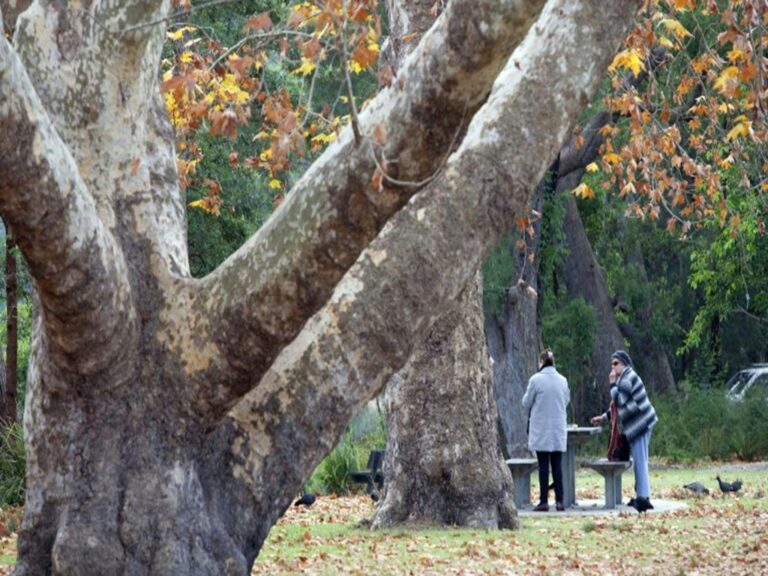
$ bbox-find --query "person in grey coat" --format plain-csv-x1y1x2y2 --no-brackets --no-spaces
522,350,570,511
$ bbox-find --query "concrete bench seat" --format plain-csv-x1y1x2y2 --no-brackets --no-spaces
581,459,633,509
505,458,539,508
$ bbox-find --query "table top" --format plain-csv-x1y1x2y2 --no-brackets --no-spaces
566,426,602,438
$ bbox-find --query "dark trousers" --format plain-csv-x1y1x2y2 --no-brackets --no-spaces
536,451,564,504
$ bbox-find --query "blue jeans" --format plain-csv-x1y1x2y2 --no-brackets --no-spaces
630,429,652,498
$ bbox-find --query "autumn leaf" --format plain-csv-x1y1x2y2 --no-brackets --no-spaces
243,12,273,33
572,183,595,200
166,26,196,41
292,57,317,76
658,18,691,39
608,49,645,78
585,162,599,173
726,117,751,141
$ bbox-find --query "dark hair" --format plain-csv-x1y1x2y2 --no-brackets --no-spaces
539,349,554,368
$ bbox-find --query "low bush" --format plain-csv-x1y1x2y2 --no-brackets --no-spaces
0,423,25,507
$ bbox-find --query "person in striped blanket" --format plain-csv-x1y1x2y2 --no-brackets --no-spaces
591,350,658,513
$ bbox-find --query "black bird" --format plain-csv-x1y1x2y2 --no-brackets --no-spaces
683,481,710,495
294,492,317,507
716,476,742,493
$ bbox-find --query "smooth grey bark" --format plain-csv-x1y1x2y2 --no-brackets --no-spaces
371,0,517,530
372,275,517,529
0,0,642,573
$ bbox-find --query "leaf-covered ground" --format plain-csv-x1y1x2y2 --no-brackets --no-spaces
252,463,768,575
0,463,765,575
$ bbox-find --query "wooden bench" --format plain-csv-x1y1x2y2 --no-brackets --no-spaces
581,459,633,509
505,458,539,508
349,450,385,493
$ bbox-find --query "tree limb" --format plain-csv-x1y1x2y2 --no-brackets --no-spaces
217,0,643,518
165,0,549,420
0,34,137,378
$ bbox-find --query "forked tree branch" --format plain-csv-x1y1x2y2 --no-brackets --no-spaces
0,34,137,378
165,0,549,420
220,0,644,511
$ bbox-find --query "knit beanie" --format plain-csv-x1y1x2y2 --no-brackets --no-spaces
612,350,633,367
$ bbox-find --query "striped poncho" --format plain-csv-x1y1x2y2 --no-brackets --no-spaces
608,366,658,442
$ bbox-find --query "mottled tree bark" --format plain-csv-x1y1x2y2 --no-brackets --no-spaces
0,0,641,573
372,0,518,530
372,275,517,529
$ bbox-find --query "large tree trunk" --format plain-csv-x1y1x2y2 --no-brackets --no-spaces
0,0,641,573
372,0,517,529
372,275,517,529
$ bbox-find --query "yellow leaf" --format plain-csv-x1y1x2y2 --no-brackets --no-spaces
167,26,196,41
726,121,750,141
714,66,740,95
188,199,206,209
292,57,316,76
268,179,282,190
311,132,337,145
659,18,691,39
348,60,363,75
728,47,746,62
658,36,676,50
608,49,645,78
585,162,599,173
572,183,595,200
603,152,622,165
179,51,194,64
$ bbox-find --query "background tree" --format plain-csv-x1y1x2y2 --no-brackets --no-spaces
0,1,640,574
370,0,517,530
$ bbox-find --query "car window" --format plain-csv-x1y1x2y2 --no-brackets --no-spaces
727,371,752,395
751,373,768,388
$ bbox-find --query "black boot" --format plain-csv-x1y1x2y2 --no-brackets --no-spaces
632,497,654,513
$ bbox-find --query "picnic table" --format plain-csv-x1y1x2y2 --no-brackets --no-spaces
562,426,602,508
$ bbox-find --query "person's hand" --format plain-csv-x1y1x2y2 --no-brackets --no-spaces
590,415,605,426
609,370,617,384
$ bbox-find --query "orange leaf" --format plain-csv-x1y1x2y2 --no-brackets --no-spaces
243,12,273,33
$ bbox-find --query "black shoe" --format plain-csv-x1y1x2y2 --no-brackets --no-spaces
632,497,654,513
533,502,549,512
556,502,565,511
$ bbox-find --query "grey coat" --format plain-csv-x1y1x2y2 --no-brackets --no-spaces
522,366,570,453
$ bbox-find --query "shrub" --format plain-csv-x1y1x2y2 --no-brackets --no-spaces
0,423,25,507
307,434,362,495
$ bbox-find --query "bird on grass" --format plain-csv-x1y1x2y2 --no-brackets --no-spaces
683,481,709,495
716,476,743,494
294,492,317,507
